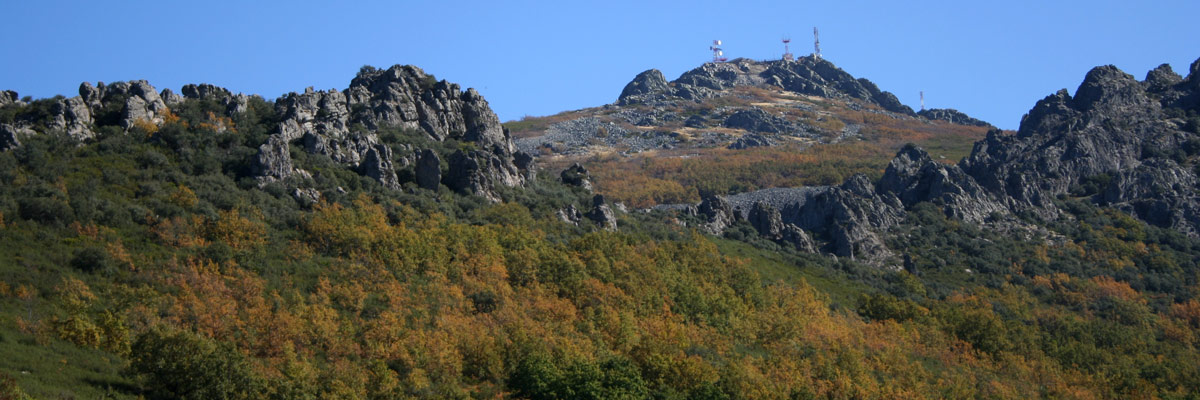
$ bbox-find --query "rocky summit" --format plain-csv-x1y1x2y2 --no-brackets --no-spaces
0,64,533,202
513,56,991,160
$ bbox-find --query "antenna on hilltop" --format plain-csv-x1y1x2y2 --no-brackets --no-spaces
920,91,925,111
710,40,728,63
782,36,794,61
813,27,822,59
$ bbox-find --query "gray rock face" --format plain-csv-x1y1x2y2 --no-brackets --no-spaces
794,174,904,262
727,133,774,149
878,144,1006,224
962,62,1193,225
560,163,593,191
698,194,739,235
160,88,184,106
252,135,294,182
723,108,796,134
748,201,783,239
0,90,17,107
444,150,503,202
781,224,817,253
617,69,671,105
917,108,992,127
361,144,401,190
585,195,618,231
48,96,94,140
416,149,442,190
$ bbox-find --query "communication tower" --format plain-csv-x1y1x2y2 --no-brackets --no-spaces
920,91,925,111
710,40,728,62
782,36,794,61
813,27,822,59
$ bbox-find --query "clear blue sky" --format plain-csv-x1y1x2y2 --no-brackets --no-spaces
2,0,1198,129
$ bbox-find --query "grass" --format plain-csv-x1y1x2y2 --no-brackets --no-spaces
0,322,135,399
711,237,872,309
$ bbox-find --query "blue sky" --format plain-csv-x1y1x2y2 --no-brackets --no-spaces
1,1,1198,129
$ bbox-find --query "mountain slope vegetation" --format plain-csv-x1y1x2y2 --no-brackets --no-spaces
0,60,1197,399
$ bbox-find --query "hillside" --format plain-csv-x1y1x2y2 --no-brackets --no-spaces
507,56,993,208
0,57,1197,400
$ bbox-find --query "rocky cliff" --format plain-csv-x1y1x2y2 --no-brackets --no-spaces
0,65,532,201
679,57,1200,267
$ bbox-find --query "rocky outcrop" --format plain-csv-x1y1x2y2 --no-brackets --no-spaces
585,195,618,231
697,194,739,235
48,96,94,140
415,149,442,190
80,80,170,129
181,83,250,116
794,174,904,262
878,144,1006,223
723,108,796,134
251,135,295,182
748,201,784,239
445,150,499,202
560,163,593,191
360,145,401,190
0,90,18,107
616,57,915,115
617,69,671,105
254,65,529,198
917,108,992,127
558,205,583,226
0,65,531,200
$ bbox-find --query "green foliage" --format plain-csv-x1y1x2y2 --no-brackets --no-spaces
128,328,265,400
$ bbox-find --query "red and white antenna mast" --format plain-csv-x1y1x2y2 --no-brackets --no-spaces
782,36,794,61
710,40,728,63
813,27,822,59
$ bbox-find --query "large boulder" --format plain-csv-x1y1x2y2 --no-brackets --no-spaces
617,69,671,105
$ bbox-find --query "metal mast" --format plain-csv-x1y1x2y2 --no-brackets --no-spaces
920,91,925,111
782,36,793,61
813,27,822,59
710,40,728,63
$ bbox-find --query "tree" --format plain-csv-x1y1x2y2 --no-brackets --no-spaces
128,328,265,400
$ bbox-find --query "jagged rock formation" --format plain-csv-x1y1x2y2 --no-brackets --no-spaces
917,108,992,127
670,57,1200,265
252,65,530,199
617,57,915,115
0,65,532,201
